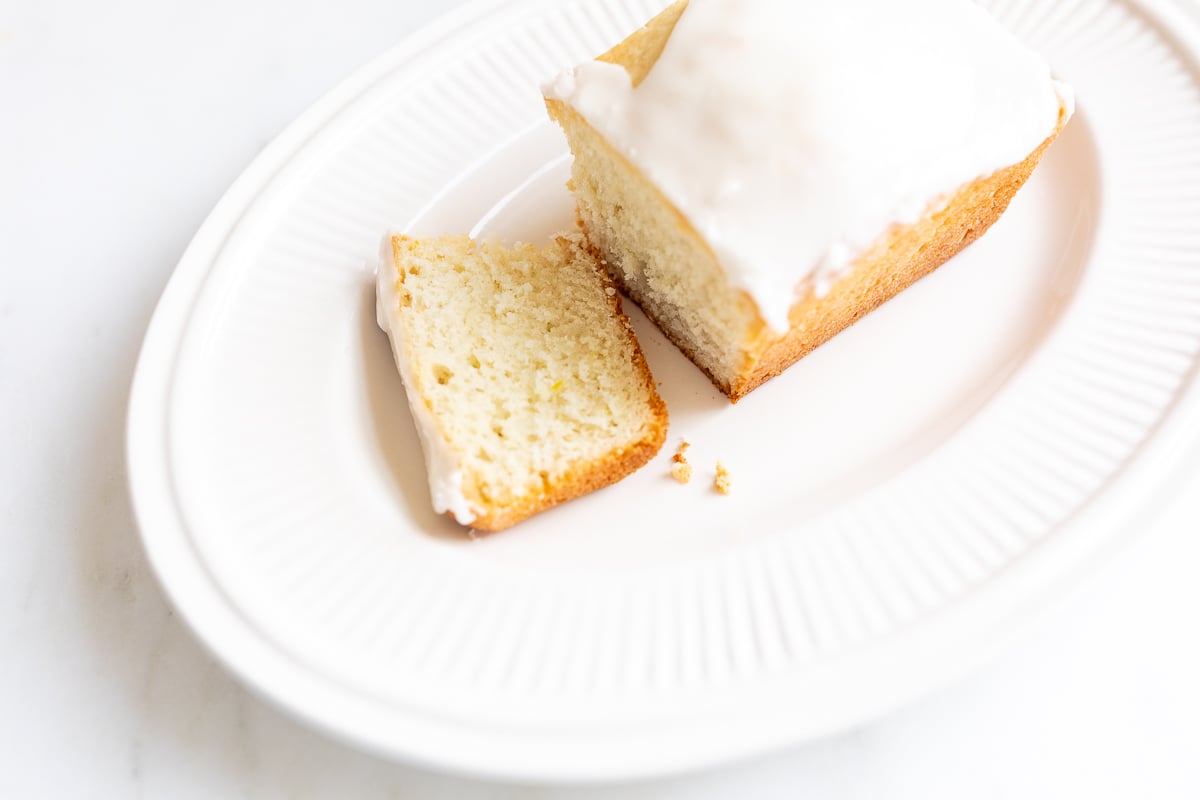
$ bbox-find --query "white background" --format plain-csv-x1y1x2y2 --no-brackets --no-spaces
3,0,1199,796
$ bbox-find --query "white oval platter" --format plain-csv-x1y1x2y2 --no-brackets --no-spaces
128,0,1200,782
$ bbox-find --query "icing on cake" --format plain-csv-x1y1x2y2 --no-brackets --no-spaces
546,0,1074,333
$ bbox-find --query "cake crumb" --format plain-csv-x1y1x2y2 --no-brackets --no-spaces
714,461,731,495
670,440,692,484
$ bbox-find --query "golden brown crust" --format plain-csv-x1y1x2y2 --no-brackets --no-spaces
728,122,1066,401
463,241,668,533
465,426,665,532
597,0,689,87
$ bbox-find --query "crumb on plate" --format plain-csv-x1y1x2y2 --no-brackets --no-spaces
714,461,731,495
670,440,692,484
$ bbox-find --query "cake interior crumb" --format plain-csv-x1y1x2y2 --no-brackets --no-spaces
714,461,731,495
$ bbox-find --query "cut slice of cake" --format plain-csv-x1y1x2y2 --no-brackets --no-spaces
545,0,1074,401
376,233,668,532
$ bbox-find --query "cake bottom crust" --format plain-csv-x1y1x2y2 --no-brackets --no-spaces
465,427,665,532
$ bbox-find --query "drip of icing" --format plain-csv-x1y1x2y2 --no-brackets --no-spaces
376,234,476,525
546,0,1074,333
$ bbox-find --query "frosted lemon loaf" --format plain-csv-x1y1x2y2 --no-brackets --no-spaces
376,234,667,532
545,0,1074,401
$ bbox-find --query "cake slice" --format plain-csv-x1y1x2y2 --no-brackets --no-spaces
545,0,1074,401
376,234,667,531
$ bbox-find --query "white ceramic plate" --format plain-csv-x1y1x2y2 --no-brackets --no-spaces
128,0,1200,783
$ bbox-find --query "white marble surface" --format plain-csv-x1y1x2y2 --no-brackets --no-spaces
2,0,1199,796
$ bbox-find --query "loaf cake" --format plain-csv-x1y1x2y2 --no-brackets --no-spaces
545,0,1074,401
376,234,668,531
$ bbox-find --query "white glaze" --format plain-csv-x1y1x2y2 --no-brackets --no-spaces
376,234,477,525
546,0,1074,333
